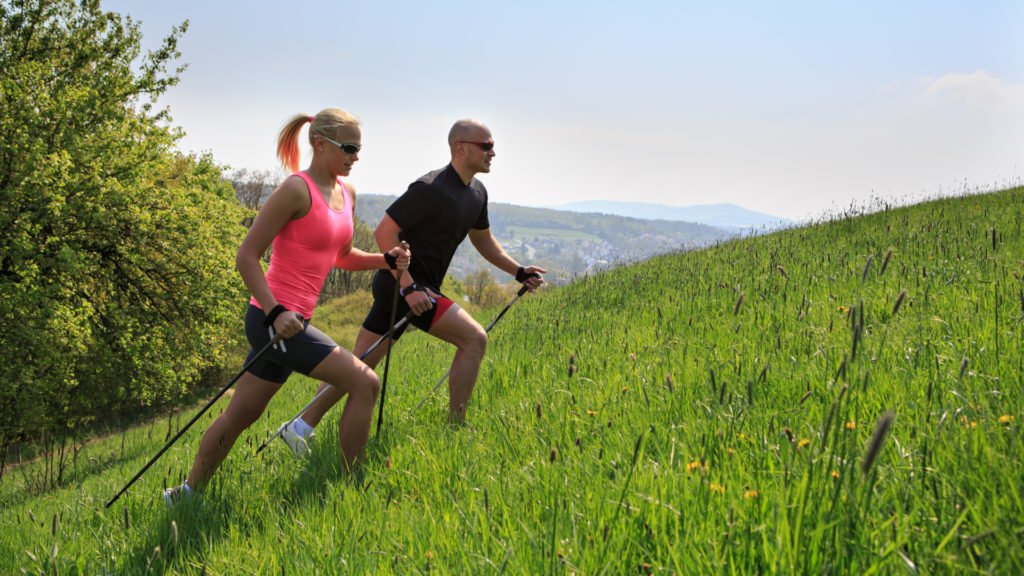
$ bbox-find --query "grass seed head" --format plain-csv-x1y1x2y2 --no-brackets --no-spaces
892,289,907,316
861,410,895,475
880,248,893,275
862,255,874,282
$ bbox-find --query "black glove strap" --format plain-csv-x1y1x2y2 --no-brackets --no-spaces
400,283,422,298
383,251,398,270
516,267,539,283
263,304,288,327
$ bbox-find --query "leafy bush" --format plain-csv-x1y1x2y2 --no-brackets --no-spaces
0,0,247,478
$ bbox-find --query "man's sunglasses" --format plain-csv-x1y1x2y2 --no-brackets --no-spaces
459,140,494,152
320,135,362,155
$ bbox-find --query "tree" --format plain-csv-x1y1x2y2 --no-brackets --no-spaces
464,268,515,308
479,281,514,309
0,0,247,483
464,269,495,305
232,168,278,212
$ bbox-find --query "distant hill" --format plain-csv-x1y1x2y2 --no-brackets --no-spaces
548,200,789,231
355,195,731,285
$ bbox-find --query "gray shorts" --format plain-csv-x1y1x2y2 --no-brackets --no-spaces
243,305,338,384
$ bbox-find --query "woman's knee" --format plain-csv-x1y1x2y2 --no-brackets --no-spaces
348,369,380,402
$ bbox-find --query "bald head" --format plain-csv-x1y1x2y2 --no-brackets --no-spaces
447,118,495,180
448,119,490,147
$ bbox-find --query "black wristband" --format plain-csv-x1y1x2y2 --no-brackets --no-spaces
263,304,288,327
400,283,421,297
515,267,538,283
383,251,398,270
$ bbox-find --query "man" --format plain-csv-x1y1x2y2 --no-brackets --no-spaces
276,119,545,455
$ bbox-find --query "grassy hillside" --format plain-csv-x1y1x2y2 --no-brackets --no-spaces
1,187,1022,573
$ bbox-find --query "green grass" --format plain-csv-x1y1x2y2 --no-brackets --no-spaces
2,187,1022,574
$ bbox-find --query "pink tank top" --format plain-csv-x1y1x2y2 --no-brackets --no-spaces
250,172,354,319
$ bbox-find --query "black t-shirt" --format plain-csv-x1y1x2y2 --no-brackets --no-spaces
385,164,490,288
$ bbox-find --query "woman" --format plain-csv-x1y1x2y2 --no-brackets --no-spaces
164,108,409,504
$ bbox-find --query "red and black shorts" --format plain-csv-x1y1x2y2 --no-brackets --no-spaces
362,271,456,339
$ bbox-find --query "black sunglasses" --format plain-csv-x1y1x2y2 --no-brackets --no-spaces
459,140,494,152
320,135,362,155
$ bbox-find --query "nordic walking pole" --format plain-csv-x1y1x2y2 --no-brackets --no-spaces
254,311,414,455
375,262,404,436
414,283,533,412
106,332,283,508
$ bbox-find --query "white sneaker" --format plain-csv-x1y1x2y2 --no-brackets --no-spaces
277,420,312,458
162,483,192,508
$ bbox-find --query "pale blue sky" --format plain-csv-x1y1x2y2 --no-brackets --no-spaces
105,0,1023,220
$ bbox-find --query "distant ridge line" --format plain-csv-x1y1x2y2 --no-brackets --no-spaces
547,200,789,230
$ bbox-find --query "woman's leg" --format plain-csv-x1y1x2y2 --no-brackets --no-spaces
297,327,392,427
186,372,282,488
308,346,381,471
